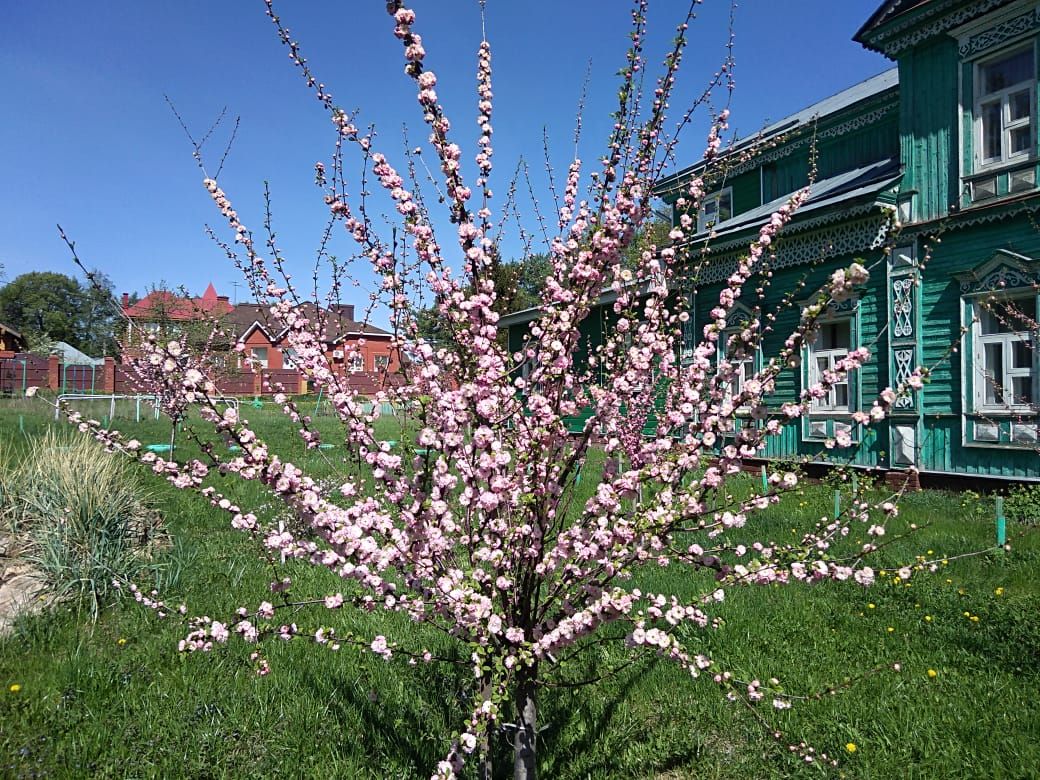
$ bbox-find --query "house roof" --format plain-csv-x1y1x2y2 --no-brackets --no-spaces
0,322,23,339
123,282,233,321
227,301,391,343
853,0,929,46
655,68,899,197
687,157,902,243
51,341,104,366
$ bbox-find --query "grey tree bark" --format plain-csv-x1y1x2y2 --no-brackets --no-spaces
513,668,538,780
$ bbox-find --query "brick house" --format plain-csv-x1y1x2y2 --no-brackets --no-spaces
227,302,399,375
0,323,27,357
122,284,398,379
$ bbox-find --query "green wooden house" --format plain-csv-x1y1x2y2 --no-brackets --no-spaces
502,0,1040,484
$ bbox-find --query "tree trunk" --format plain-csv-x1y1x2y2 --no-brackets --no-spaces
513,667,538,780
477,676,493,780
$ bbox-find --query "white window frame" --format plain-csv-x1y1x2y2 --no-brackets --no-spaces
972,294,1038,414
808,318,853,414
374,354,390,371
250,346,269,369
697,187,732,233
974,44,1036,169
718,314,758,412
349,353,364,373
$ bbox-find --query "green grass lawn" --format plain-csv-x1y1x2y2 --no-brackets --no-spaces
1,397,1038,778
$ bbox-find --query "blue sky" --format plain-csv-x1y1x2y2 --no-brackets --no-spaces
1,1,888,320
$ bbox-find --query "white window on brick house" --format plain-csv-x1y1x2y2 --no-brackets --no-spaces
975,46,1035,168
973,295,1037,413
250,347,269,369
808,320,852,413
374,354,390,371
349,353,364,373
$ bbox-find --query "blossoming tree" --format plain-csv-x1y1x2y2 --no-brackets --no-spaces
46,2,934,778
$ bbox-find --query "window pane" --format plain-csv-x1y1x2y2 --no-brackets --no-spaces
834,383,848,409
718,192,732,223
981,101,1002,159
1010,124,1032,155
1012,339,1033,369
1016,296,1037,323
1013,376,1033,404
980,305,1009,334
983,342,1004,404
820,321,851,350
1010,89,1032,121
982,49,1034,94
815,355,830,377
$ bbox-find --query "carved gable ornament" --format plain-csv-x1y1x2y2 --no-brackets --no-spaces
955,249,1040,294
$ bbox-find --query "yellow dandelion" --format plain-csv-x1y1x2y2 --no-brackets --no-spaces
846,742,857,753
963,611,971,617
867,603,876,609
970,615,980,623
924,615,933,622
9,684,21,693
886,626,895,633
995,587,1005,596
927,669,938,679
117,638,127,646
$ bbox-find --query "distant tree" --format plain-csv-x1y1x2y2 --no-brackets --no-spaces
78,269,120,356
416,252,551,345
0,272,85,349
0,270,119,356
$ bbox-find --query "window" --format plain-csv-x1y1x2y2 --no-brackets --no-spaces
697,188,732,233
975,47,1035,168
973,296,1036,412
283,348,299,368
808,320,852,413
349,353,364,373
250,347,269,369
374,354,390,371
719,326,756,408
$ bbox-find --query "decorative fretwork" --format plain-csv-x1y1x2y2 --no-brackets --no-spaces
959,9,1040,58
894,348,915,409
690,214,892,287
870,0,1007,57
962,267,1037,294
893,278,915,338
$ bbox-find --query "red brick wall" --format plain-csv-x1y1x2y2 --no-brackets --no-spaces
242,329,283,370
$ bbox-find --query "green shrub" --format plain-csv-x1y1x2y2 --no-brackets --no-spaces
4,428,166,618
1005,483,1040,526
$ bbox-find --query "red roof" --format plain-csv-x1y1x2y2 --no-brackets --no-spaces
123,282,233,321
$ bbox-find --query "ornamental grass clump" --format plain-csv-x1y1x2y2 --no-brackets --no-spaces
6,428,165,618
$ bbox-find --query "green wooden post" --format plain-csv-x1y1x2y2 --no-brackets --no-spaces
851,471,859,495
995,496,1006,551
20,359,27,393
761,465,768,492
833,490,841,520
